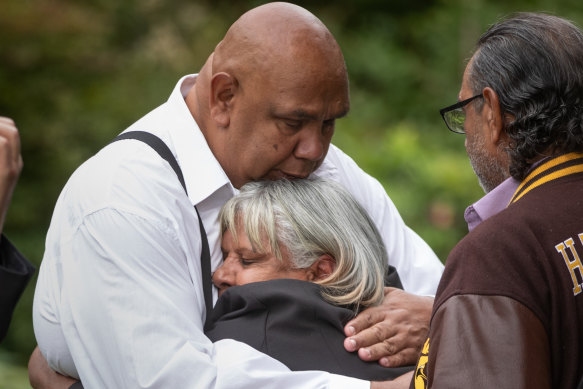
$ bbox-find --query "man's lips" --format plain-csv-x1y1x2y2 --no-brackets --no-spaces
281,172,309,179
264,170,311,181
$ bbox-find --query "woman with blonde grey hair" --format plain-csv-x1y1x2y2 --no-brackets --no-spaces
205,178,413,381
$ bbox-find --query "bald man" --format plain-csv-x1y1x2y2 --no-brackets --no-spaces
31,2,442,388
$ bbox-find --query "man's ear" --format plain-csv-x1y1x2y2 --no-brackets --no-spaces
209,72,237,128
481,86,507,146
307,254,336,281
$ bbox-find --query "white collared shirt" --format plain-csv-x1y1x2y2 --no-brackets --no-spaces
33,75,442,388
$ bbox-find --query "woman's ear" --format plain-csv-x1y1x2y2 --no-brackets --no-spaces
307,254,336,281
209,72,237,128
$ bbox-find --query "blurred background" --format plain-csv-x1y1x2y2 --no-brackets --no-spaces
1,0,582,387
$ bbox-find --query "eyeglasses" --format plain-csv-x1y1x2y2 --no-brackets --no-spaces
439,94,483,134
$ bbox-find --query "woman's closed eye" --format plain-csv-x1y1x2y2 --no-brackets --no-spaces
240,257,255,267
237,251,268,267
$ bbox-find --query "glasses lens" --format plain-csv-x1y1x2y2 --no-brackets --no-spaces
445,108,465,133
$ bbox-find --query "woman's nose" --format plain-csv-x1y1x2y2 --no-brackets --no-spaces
212,258,237,296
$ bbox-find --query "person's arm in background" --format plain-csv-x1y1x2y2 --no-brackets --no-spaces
0,117,22,232
0,116,34,342
320,145,443,367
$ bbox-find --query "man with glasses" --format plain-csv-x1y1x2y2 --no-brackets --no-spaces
412,12,583,389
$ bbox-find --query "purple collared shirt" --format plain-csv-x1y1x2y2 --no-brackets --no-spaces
464,159,550,231
464,177,521,232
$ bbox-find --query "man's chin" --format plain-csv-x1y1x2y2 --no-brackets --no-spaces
474,169,507,194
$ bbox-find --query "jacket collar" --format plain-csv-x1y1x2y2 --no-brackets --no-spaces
509,152,583,205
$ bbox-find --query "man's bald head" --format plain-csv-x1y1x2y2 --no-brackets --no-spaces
212,2,347,88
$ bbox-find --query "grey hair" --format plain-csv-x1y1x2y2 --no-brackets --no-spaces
469,12,583,180
219,178,388,312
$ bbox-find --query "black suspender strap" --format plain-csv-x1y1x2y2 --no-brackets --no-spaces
111,131,214,325
114,131,187,190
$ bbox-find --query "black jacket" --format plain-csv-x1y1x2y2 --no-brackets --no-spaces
206,278,413,381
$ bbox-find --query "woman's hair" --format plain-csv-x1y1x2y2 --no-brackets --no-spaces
469,12,583,179
219,178,388,311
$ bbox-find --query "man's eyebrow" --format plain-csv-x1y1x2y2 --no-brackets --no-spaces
270,108,318,120
270,107,349,120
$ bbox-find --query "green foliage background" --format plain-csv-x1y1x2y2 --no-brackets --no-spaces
1,0,582,387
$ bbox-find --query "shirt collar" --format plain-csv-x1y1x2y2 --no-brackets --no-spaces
464,176,520,232
165,75,235,206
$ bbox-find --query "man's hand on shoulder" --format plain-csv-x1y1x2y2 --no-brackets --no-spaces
344,288,433,367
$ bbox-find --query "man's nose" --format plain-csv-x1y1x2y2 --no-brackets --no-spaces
294,126,326,162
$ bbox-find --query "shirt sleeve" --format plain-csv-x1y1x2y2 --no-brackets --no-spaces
323,145,444,295
54,207,369,389
415,294,551,389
